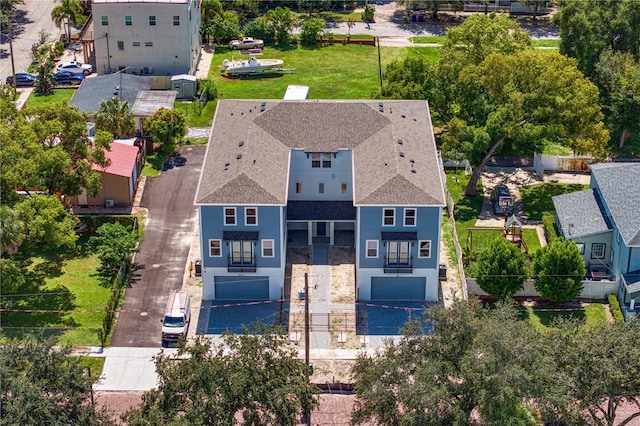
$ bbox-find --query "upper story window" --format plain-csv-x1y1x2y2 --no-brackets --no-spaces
404,208,416,226
366,240,378,258
101,16,108,26
591,243,605,259
173,15,180,26
341,183,348,194
132,41,140,47
419,241,431,258
383,208,395,226
296,182,302,193
125,15,132,26
311,153,331,168
209,239,221,257
224,207,236,225
387,241,410,265
318,183,324,194
117,41,124,51
245,207,257,226
145,41,153,47
149,16,156,26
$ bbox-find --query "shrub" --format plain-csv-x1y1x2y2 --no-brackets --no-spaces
476,237,528,298
533,239,585,303
608,294,625,323
242,17,275,44
542,212,558,243
300,17,325,46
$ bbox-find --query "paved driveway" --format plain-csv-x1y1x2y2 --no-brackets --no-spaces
110,145,205,347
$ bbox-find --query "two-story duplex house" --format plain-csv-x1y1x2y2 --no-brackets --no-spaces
194,100,446,303
92,0,201,75
552,162,640,312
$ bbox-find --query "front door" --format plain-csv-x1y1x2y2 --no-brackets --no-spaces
316,222,326,237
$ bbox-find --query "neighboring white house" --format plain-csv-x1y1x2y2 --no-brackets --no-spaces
92,0,201,76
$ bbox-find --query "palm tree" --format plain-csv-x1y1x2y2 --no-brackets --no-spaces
51,0,86,42
95,98,135,139
0,205,24,255
266,6,297,45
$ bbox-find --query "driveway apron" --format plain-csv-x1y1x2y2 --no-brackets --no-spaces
110,145,205,347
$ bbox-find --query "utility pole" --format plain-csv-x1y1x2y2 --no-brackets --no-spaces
8,10,16,91
304,272,311,426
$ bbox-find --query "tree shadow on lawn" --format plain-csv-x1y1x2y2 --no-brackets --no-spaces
453,194,484,223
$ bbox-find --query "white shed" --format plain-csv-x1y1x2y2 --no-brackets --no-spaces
170,74,197,99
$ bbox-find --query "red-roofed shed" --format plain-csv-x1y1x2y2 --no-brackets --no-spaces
71,141,143,208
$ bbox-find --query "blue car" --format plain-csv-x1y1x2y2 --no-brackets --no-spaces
53,71,85,85
5,73,38,87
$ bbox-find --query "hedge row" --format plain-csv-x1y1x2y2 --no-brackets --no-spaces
542,213,558,243
608,294,625,323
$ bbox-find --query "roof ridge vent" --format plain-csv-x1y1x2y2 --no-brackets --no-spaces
410,159,415,164
239,141,244,147
411,168,416,173
236,154,242,160
399,151,405,157
397,139,403,145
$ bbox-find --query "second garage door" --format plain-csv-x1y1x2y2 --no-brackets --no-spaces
214,276,269,300
371,277,426,301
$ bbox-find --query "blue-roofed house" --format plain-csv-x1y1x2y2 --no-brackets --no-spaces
194,100,446,303
552,162,640,310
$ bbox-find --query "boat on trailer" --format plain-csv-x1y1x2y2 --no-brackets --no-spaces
220,56,286,77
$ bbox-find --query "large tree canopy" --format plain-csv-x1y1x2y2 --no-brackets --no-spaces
123,327,318,425
474,236,528,298
0,337,113,425
533,239,585,302
554,0,640,78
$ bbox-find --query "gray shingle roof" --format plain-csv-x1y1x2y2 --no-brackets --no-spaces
194,100,446,207
69,74,153,114
552,189,611,238
287,201,356,221
590,162,640,246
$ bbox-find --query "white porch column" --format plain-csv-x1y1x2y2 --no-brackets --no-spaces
329,221,334,246
307,221,313,246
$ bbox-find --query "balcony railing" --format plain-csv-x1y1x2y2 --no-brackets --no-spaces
383,256,413,274
227,255,256,273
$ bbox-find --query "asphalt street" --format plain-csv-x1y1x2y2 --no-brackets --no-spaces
110,145,205,347
0,0,66,79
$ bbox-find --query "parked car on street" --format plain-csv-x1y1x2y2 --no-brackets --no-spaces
491,184,515,216
5,73,38,87
228,37,264,50
56,61,93,75
52,71,85,85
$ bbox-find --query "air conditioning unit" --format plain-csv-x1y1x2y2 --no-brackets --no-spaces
105,199,115,208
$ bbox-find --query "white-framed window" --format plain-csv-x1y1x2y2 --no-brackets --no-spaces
319,183,324,194
149,15,156,26
173,15,180,26
230,241,253,264
296,182,302,193
366,240,378,258
262,239,274,257
125,15,132,26
224,207,236,225
419,240,431,258
245,207,257,226
209,239,221,257
575,243,585,254
387,241,410,265
341,183,348,194
132,41,140,47
101,16,108,25
404,208,416,226
145,41,153,47
591,243,605,259
383,208,395,226
311,153,331,168
117,41,124,51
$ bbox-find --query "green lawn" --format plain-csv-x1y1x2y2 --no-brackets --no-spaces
519,302,607,331
78,356,106,379
410,35,446,44
533,39,560,48
1,239,111,346
26,88,76,109
520,183,589,221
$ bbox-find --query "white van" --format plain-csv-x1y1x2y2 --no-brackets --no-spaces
161,290,191,345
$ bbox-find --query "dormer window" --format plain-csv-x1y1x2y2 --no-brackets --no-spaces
311,153,331,168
